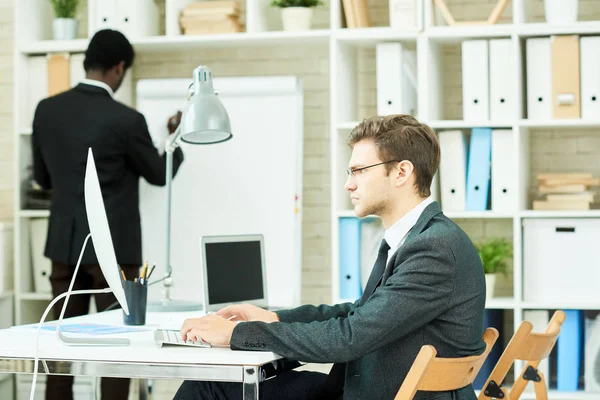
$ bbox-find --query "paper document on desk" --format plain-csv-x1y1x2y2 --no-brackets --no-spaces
14,323,153,335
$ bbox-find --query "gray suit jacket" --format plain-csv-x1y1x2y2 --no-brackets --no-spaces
231,202,486,400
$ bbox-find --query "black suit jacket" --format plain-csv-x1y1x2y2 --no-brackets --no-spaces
32,83,184,266
231,202,486,400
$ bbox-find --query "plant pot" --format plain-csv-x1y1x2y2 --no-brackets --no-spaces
281,7,313,32
485,273,496,300
544,0,579,24
53,18,78,40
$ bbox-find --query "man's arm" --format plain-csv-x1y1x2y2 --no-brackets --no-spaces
231,238,456,363
32,103,52,189
275,301,357,323
124,113,184,186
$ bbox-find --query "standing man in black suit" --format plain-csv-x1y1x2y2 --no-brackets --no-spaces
32,29,184,400
175,114,486,400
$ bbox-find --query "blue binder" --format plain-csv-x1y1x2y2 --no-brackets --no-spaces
557,310,583,391
465,128,492,211
473,309,504,390
339,217,362,300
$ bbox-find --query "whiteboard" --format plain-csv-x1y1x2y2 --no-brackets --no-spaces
136,76,303,308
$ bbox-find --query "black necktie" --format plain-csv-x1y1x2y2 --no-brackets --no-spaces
359,239,390,306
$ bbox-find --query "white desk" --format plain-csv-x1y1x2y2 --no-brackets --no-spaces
0,310,291,399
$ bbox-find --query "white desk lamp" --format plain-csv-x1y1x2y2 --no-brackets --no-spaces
148,65,232,312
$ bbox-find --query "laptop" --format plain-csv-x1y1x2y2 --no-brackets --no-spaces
155,234,268,348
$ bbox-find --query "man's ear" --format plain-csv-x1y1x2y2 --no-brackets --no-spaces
395,160,414,186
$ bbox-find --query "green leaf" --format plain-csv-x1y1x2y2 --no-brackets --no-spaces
475,237,513,278
50,0,79,19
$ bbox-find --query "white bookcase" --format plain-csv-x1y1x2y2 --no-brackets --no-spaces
329,1,600,399
8,0,600,399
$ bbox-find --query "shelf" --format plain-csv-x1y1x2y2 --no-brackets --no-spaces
445,211,515,219
334,27,418,45
337,121,360,130
518,21,600,37
18,292,52,301
426,24,515,42
20,38,89,54
0,291,13,301
20,30,332,55
336,210,380,219
18,210,50,218
485,297,516,309
428,120,515,129
520,210,600,218
520,391,598,400
519,119,600,128
521,301,600,311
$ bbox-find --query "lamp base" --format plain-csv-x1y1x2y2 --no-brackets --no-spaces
147,299,204,312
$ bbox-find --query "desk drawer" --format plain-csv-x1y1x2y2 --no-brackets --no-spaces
523,218,600,303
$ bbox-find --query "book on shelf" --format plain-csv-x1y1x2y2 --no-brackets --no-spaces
342,0,371,29
533,173,598,210
180,0,244,35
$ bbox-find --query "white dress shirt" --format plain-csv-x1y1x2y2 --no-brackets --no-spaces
384,196,434,263
80,78,114,98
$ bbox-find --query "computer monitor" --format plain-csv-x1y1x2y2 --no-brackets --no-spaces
84,148,130,315
200,234,268,312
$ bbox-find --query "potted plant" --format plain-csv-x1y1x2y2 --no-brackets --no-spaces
475,237,512,300
270,0,323,32
50,0,79,40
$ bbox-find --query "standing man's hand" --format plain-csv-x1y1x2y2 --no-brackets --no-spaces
216,304,279,323
167,111,182,134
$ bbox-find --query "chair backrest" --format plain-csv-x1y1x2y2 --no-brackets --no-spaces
395,328,500,400
477,310,567,400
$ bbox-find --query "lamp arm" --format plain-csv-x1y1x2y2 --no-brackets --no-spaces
164,126,180,282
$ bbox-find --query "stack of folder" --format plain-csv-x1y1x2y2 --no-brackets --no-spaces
179,1,244,35
533,173,598,210
342,0,371,28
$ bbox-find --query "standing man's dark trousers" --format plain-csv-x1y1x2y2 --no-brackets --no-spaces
174,370,340,400
45,262,139,400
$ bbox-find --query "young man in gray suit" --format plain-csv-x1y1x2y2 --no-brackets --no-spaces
175,114,486,400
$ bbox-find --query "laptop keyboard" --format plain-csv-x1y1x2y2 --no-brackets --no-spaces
155,329,211,348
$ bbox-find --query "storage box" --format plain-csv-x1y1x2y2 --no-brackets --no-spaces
523,218,600,303
0,222,14,293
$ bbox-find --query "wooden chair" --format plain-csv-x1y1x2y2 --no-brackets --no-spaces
395,328,500,400
477,310,567,400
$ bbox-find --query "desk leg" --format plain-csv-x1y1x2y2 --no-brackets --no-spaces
138,378,148,400
243,366,260,400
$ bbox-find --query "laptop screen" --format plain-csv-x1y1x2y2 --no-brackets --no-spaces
201,235,268,311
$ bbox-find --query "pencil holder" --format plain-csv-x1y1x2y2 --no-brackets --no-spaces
123,280,147,325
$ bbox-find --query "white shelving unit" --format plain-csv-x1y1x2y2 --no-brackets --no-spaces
9,0,600,398
329,0,600,398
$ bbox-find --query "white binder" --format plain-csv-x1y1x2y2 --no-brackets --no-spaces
438,130,467,212
526,38,552,120
117,0,159,39
92,0,118,32
90,0,159,38
25,56,48,132
389,0,419,30
580,36,600,120
376,43,417,117
489,39,514,121
29,218,52,294
69,53,85,88
491,129,516,212
462,40,490,121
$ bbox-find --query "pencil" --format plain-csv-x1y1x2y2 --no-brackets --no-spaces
146,264,156,283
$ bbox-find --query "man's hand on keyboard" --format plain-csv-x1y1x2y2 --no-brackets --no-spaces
180,314,236,346
216,304,279,324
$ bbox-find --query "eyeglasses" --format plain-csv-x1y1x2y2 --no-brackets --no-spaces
345,160,400,178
